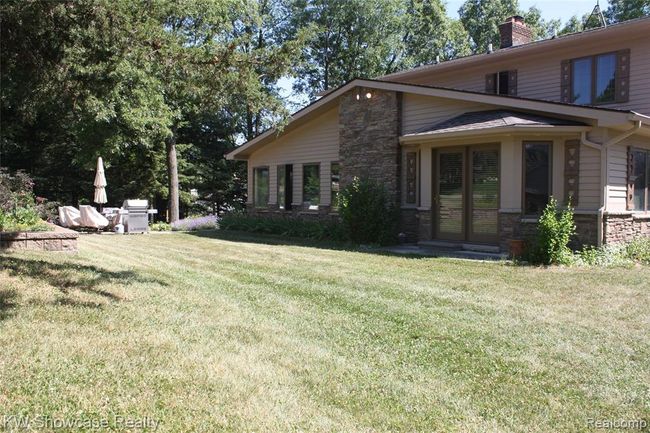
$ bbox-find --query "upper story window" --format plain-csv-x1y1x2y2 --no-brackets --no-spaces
571,53,616,104
253,166,269,208
628,148,649,212
561,50,630,105
485,70,517,96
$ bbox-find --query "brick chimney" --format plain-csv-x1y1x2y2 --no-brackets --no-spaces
498,15,533,48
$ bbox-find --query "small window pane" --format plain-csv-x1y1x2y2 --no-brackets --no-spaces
254,167,269,207
303,164,320,209
595,53,616,104
572,58,592,104
498,71,509,95
632,150,647,211
278,165,286,210
524,143,551,215
331,162,340,209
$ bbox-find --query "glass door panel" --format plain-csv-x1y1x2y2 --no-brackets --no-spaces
469,148,499,243
436,150,465,240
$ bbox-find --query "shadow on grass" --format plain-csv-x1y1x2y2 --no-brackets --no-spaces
0,256,167,319
0,289,18,321
184,229,434,260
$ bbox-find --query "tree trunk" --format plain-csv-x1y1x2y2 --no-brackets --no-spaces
166,131,180,223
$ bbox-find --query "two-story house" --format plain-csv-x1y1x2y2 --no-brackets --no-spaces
227,16,650,252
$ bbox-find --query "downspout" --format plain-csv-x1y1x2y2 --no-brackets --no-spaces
580,120,642,246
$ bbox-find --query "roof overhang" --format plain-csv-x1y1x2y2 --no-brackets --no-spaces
226,78,649,160
400,125,592,144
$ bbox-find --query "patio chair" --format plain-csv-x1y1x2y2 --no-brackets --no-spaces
79,205,109,229
58,206,82,228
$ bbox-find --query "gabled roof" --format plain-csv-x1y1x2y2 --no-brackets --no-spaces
226,78,650,160
381,16,650,82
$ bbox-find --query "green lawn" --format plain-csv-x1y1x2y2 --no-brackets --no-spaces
1,232,648,432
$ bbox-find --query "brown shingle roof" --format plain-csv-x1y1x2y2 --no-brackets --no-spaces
413,110,588,135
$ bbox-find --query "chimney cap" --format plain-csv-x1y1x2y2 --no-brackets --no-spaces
504,15,526,25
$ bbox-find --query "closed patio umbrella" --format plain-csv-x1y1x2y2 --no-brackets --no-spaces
94,157,107,210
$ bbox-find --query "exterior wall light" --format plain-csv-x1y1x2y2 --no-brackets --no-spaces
365,92,372,99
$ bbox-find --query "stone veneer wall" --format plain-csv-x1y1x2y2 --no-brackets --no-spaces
339,88,415,239
0,225,78,252
399,208,418,242
416,210,432,242
246,203,339,221
498,211,598,251
603,213,650,243
339,88,401,204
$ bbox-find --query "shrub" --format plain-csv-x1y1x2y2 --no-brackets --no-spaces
624,237,650,265
576,244,630,267
575,237,650,267
529,197,575,265
150,222,172,232
0,168,48,232
171,215,218,231
338,177,398,246
219,212,345,241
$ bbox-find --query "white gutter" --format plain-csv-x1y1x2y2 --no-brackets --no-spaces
581,120,642,246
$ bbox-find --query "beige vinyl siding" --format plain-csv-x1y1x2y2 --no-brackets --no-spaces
393,35,650,115
608,136,650,212
579,144,602,210
500,137,521,211
401,94,494,134
608,143,629,212
247,107,339,206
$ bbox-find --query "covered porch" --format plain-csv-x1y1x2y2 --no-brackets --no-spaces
398,110,593,251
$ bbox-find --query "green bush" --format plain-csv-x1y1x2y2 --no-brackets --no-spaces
576,244,629,267
338,177,398,246
150,222,172,231
624,237,650,265
219,212,345,241
576,237,650,267
529,197,575,265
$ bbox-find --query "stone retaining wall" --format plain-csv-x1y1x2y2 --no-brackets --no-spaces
0,224,78,252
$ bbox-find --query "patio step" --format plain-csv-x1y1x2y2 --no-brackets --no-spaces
381,244,507,260
418,240,500,254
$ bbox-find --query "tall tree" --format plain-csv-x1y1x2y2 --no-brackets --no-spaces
1,0,171,205
287,0,407,98
1,0,308,220
402,0,471,68
605,0,650,22
146,0,307,220
458,0,518,53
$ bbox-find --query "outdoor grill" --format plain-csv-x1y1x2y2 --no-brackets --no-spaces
121,199,156,233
